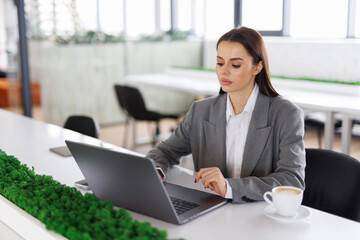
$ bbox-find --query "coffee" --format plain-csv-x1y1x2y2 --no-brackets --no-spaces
263,186,304,217
275,187,302,196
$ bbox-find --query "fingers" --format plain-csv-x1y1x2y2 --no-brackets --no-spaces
195,167,213,183
201,171,220,189
195,168,207,183
194,167,227,196
195,167,220,182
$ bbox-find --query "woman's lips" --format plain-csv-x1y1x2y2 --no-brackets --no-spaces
221,78,232,85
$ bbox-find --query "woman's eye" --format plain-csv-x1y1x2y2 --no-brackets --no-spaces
232,65,240,68
217,63,224,67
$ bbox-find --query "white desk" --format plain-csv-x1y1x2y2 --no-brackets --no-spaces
1,109,359,240
0,109,139,240
126,70,360,155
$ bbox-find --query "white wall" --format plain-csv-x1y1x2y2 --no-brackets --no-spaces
29,41,202,126
29,42,127,126
265,38,360,82
124,41,203,113
29,37,360,126
203,37,360,82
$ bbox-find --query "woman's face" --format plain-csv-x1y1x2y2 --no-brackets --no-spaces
216,41,262,96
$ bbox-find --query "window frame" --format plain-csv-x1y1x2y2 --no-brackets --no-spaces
347,0,356,38
25,0,360,39
234,0,289,36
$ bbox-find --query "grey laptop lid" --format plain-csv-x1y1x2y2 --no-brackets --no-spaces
66,140,227,225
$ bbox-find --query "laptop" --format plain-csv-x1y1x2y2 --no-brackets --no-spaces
66,140,227,225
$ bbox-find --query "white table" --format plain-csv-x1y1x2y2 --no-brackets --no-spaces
126,70,360,155
0,109,139,240
1,109,359,240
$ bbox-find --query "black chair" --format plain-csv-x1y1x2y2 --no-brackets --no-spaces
64,115,100,138
304,112,342,148
302,148,360,222
114,85,180,147
0,70,6,78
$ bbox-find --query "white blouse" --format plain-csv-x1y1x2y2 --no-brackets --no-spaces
225,83,259,198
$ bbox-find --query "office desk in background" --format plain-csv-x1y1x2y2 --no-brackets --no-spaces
0,109,359,240
126,70,360,155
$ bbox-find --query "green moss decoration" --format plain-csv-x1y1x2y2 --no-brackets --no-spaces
0,150,168,240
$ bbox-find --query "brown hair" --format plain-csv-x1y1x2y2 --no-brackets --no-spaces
216,26,279,97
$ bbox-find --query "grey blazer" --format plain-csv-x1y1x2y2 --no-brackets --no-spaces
146,92,305,204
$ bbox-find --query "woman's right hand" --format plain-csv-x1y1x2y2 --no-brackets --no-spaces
195,167,227,197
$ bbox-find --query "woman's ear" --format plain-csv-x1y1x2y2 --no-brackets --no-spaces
254,61,263,75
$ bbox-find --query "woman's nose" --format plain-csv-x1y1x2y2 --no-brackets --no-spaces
222,64,230,75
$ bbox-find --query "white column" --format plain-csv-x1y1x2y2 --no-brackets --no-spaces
96,0,101,32
324,111,335,150
190,0,196,34
52,0,57,35
123,0,127,38
155,0,160,33
172,0,179,31
347,0,356,38
282,0,291,36
341,115,352,154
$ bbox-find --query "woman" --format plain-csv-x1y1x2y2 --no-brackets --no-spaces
146,26,305,203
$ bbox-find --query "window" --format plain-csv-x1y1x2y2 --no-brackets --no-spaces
204,0,234,40
54,1,74,35
177,0,192,31
25,0,360,40
193,0,205,37
242,0,283,31
160,0,171,32
27,0,120,36
125,0,155,38
77,0,97,32
290,0,348,38
98,0,124,35
355,0,360,37
171,0,204,37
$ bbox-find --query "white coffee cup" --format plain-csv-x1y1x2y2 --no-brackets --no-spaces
263,186,303,217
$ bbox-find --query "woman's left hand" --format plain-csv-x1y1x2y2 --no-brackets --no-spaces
195,167,227,197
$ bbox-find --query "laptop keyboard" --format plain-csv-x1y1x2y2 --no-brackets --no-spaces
170,196,199,215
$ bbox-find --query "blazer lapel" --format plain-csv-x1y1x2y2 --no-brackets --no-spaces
241,93,272,177
203,95,227,176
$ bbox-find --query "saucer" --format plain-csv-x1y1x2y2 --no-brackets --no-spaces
264,205,311,222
